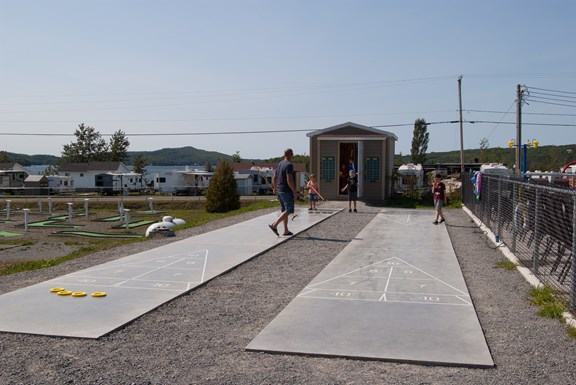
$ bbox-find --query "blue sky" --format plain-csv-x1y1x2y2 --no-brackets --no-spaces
1,0,575,160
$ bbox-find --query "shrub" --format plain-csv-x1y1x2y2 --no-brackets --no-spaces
205,160,240,213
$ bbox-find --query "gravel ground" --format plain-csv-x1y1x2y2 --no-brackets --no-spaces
1,201,576,385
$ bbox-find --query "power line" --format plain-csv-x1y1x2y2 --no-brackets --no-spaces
1,119,572,139
465,109,576,117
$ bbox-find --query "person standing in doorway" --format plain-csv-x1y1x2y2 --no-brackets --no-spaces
269,148,298,236
432,173,447,224
341,169,358,212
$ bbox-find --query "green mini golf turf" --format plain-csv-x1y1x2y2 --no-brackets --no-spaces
93,215,123,222
0,231,21,237
16,220,82,228
50,231,142,238
111,220,155,229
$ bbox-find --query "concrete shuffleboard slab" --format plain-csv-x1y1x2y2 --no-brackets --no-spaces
0,208,338,339
246,209,494,368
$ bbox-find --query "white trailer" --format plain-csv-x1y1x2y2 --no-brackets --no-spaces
153,169,213,195
395,163,424,191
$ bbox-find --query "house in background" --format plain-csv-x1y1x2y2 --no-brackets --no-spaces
307,122,397,201
58,162,143,194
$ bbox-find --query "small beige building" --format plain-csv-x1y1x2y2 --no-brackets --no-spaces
307,122,397,201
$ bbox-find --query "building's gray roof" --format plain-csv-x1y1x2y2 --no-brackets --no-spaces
306,121,398,140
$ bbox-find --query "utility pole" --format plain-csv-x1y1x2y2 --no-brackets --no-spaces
458,76,464,174
515,84,523,175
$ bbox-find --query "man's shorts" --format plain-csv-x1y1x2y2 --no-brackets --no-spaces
309,193,318,202
434,200,444,210
278,191,295,213
348,191,358,201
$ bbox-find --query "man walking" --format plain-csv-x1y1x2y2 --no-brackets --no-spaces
269,148,298,236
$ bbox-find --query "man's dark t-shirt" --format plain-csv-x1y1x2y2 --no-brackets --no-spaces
275,160,294,193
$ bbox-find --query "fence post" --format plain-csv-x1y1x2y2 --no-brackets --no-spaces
512,183,517,252
532,189,541,272
571,192,576,313
497,178,502,237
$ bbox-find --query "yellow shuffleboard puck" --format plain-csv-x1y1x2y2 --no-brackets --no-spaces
57,290,72,296
91,292,107,297
71,291,87,297
50,287,66,293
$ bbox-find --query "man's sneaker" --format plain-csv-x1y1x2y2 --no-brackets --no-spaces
439,218,445,223
353,209,357,212
433,220,438,225
349,209,352,212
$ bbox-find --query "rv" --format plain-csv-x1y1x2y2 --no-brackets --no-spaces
47,175,74,194
480,163,512,176
248,166,274,195
95,172,145,195
153,169,213,195
0,169,28,194
395,163,424,192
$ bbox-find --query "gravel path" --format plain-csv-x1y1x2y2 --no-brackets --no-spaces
1,202,575,385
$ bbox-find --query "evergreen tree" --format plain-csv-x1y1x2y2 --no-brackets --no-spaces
109,130,130,162
41,164,59,176
410,118,429,165
0,151,12,163
131,154,149,183
205,160,240,213
61,123,109,163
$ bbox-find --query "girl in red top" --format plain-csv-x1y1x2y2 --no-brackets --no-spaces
432,173,446,224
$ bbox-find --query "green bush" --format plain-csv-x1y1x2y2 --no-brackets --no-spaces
205,160,240,213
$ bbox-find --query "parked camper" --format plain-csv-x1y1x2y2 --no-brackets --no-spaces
249,166,274,195
47,175,74,194
395,163,424,192
0,169,28,194
153,169,213,195
480,163,512,176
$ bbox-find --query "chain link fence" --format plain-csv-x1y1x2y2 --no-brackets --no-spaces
462,173,576,312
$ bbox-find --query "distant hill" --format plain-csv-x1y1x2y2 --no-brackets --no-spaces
5,144,576,172
396,144,576,172
128,146,233,166
4,146,235,167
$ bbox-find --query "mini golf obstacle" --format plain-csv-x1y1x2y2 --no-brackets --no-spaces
246,209,494,368
0,208,338,338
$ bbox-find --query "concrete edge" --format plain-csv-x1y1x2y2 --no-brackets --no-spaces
461,204,576,328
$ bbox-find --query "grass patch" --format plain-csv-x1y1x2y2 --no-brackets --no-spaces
567,325,576,339
0,199,278,276
528,286,566,320
495,259,517,270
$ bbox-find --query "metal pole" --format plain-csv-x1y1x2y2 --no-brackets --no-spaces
522,144,528,174
516,85,523,175
571,192,576,312
458,76,465,174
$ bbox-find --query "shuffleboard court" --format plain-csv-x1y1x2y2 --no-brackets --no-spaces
0,208,338,339
246,208,495,368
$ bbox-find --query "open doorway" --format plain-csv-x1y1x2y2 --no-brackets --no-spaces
339,142,358,195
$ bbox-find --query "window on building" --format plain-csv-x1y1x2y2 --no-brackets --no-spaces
321,156,336,181
366,157,380,182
